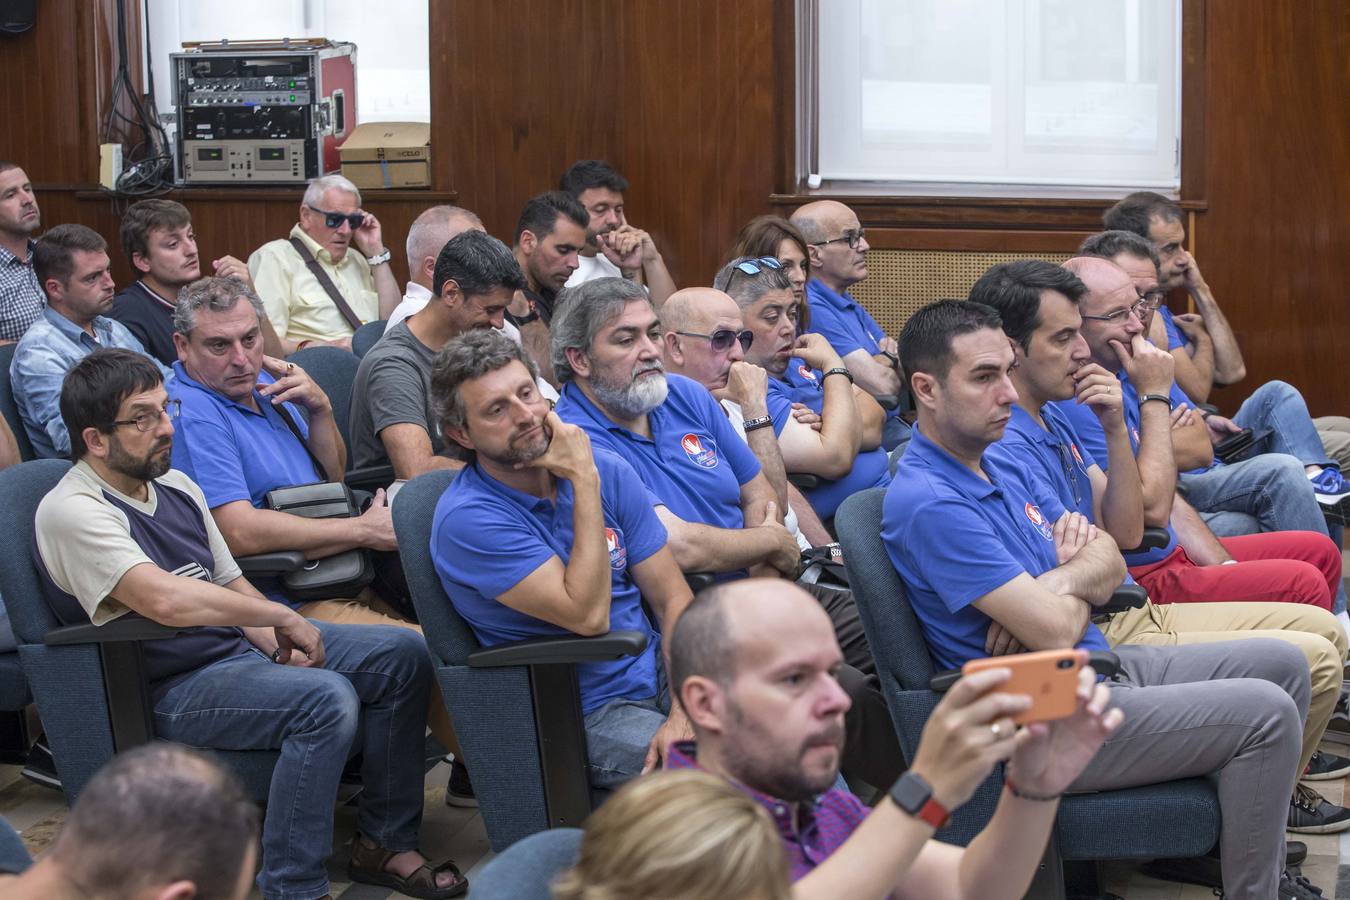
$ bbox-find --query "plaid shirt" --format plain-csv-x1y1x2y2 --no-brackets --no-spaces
0,240,44,342
666,741,872,883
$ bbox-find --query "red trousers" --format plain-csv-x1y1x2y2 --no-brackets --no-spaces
1128,531,1341,611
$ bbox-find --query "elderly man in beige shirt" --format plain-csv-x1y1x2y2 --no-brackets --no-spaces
248,174,401,353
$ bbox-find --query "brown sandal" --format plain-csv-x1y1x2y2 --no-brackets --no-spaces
347,833,468,899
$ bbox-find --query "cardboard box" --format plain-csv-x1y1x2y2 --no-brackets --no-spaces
340,122,431,189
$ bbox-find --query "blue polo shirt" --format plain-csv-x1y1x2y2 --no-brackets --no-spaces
167,362,321,606
805,279,885,358
990,403,1178,567
766,358,891,517
883,426,1111,671
431,448,666,714
555,374,761,531
1050,385,1188,566
1155,305,1191,351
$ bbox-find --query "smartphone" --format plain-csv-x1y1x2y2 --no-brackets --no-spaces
961,648,1087,725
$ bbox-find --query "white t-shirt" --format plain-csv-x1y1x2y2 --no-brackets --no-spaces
564,252,626,288
385,282,556,402
720,399,812,551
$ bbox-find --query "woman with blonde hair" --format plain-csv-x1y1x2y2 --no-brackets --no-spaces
727,215,812,331
552,769,791,900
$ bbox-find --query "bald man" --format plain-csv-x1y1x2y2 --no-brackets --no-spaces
667,579,1121,897
1049,257,1349,623
385,204,486,332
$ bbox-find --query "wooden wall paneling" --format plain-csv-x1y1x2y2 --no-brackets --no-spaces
0,0,90,185
1179,0,1207,200
1200,1,1350,416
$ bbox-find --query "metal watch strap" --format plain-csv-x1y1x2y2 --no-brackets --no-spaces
366,248,391,267
822,366,854,384
743,415,774,433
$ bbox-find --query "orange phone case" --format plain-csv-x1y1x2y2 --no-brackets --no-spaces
961,648,1087,725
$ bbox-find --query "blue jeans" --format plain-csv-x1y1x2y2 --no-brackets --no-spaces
1232,380,1334,468
1180,453,1347,614
582,661,669,790
153,622,433,900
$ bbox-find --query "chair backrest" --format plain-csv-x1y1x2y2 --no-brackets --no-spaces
391,468,483,667
0,459,73,644
286,345,359,461
351,320,386,359
0,343,37,462
834,487,936,693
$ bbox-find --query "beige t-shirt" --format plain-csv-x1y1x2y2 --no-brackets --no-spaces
248,224,379,344
35,461,242,625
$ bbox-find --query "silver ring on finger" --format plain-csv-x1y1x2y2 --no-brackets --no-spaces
991,721,1004,740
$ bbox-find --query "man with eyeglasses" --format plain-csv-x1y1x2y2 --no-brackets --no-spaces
1080,229,1350,514
790,201,909,450
11,224,170,459
713,257,891,520
248,174,401,354
1050,258,1350,624
971,261,1350,836
34,347,467,900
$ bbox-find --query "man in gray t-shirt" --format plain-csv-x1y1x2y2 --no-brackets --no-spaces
348,230,526,478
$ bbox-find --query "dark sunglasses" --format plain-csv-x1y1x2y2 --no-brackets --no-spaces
674,329,754,353
307,205,364,230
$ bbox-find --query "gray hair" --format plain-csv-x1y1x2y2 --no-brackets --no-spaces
405,204,484,273
713,257,794,310
302,173,361,208
1078,230,1162,273
174,276,266,335
550,277,650,384
787,209,827,244
431,329,540,434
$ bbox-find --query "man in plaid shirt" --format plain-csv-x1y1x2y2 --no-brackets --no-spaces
0,162,44,342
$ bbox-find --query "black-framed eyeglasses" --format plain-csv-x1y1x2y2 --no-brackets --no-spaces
307,205,364,230
810,229,865,250
674,329,754,353
109,400,180,433
733,256,783,276
1081,296,1154,324
1139,289,1167,307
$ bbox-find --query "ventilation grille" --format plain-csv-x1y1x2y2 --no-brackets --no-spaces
850,249,1073,335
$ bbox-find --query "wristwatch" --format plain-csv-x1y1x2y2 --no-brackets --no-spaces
506,307,540,327
822,366,854,384
888,771,949,828
366,248,392,267
743,415,773,433
1139,393,1172,409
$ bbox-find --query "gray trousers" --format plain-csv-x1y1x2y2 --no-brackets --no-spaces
1070,640,1307,900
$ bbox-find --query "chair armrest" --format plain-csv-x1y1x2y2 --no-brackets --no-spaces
787,472,820,491
1098,583,1149,616
44,615,183,645
345,464,396,493
235,550,307,576
873,394,900,411
1122,527,1171,554
928,650,1122,692
684,572,717,593
467,630,648,668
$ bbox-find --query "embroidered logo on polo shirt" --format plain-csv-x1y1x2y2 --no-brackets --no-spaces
680,433,719,469
605,527,627,570
798,364,817,382
1024,503,1054,540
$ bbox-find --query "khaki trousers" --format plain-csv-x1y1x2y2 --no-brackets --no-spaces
1102,600,1347,775
298,591,462,760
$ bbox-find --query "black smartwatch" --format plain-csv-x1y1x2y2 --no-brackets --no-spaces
506,308,540,328
888,771,949,828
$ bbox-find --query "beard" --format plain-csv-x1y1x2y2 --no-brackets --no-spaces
497,423,550,466
108,435,173,483
589,360,669,420
720,700,845,803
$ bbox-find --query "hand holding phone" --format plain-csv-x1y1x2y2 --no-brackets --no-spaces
962,648,1087,725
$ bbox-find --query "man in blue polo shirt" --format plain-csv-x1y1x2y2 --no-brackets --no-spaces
165,275,467,781
971,259,1350,830
884,299,1319,898
1049,257,1348,622
551,277,800,580
429,329,693,786
789,200,908,450
713,258,891,520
